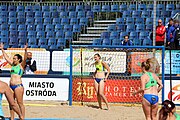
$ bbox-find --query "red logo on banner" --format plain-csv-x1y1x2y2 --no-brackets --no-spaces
168,84,180,101
72,78,142,103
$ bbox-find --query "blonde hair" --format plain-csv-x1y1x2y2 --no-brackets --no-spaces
146,57,160,74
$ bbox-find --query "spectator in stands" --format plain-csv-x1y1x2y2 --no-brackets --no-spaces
93,53,110,110
0,80,24,120
24,52,37,74
174,19,180,49
156,19,166,46
121,35,133,46
166,18,176,49
159,100,180,120
133,59,163,120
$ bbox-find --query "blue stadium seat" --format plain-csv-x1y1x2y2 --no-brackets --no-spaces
17,5,24,12
111,5,119,12
35,17,43,25
18,31,27,39
37,31,45,39
86,11,94,19
79,18,88,26
161,11,170,18
0,37,9,44
57,6,66,12
128,4,136,11
136,24,145,32
51,12,59,18
38,38,47,46
50,6,57,12
42,6,50,12
132,11,141,18
122,11,131,18
9,37,18,46
40,44,48,49
65,31,73,40
55,31,64,39
43,11,51,18
61,18,69,25
129,31,138,40
30,44,39,48
48,38,56,46
60,11,68,18
35,11,42,18
102,38,111,45
70,18,78,25
157,4,165,11
110,31,119,40
112,39,121,45
0,5,7,11
116,18,125,25
142,38,152,46
84,5,91,12
126,24,135,32
147,4,153,11
52,18,61,25
145,24,153,31
116,24,126,32
77,11,85,19
69,11,77,18
9,11,16,18
33,5,41,12
1,24,8,31
46,31,55,39
49,45,58,49
0,17,7,24
18,24,26,32
139,31,148,40
145,18,153,25
76,5,84,12
25,6,33,12
18,38,27,46
133,38,141,46
9,24,17,31
27,31,36,38
102,5,110,12
93,5,101,12
141,11,150,18
44,18,52,24
45,24,54,31
171,10,178,17
64,24,72,32
120,32,128,40
55,24,63,32
8,18,17,24
67,6,75,12
107,25,116,32
17,11,25,18
73,24,81,33
138,4,146,11
17,17,26,24
0,11,8,18
36,24,44,31
26,11,34,18
135,18,144,24
28,38,37,46
26,18,34,24
166,4,175,11
1,31,8,38
126,17,134,24
101,32,109,39
119,4,127,12
92,39,102,45
9,31,17,38
57,38,66,48
176,4,180,10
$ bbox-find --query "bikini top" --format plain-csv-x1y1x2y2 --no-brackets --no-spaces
145,72,157,89
175,113,180,120
0,94,4,116
10,64,23,76
95,61,105,72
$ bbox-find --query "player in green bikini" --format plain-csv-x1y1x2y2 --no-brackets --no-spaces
0,43,27,120
159,100,180,120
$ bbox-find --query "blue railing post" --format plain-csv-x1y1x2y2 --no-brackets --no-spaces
69,45,73,106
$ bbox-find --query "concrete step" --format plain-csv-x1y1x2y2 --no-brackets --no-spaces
87,27,107,34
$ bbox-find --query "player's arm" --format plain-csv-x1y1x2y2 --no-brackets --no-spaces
154,73,163,93
133,75,146,95
0,43,13,65
102,61,110,79
21,43,28,69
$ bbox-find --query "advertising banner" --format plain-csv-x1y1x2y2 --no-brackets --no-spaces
1,77,69,101
72,78,141,103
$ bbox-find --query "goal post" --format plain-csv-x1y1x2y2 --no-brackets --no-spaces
69,45,165,106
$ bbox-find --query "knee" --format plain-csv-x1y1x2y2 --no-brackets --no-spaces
99,92,104,97
17,101,24,106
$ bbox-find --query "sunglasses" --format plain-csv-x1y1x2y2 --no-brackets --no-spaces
158,22,162,23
